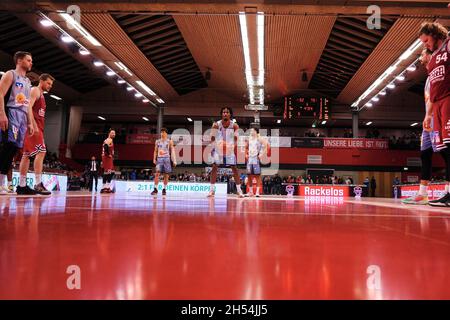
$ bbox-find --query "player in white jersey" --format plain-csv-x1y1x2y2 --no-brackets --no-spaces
207,107,244,198
245,127,269,197
151,127,176,196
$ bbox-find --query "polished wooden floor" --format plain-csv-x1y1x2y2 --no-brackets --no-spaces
0,192,449,300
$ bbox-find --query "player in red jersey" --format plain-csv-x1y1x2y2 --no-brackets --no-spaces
420,22,450,206
18,73,54,195
101,129,116,194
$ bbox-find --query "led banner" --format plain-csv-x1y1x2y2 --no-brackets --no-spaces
323,138,388,149
113,181,228,196
12,171,68,191
281,184,367,197
398,184,447,200
291,137,323,148
126,134,157,144
300,185,350,197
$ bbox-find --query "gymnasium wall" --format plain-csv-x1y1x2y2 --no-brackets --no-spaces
72,143,445,169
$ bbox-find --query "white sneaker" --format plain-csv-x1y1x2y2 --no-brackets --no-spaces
237,191,245,198
207,190,215,198
0,186,7,194
245,192,254,197
255,193,260,197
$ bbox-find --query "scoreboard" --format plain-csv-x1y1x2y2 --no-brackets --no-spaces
283,96,330,120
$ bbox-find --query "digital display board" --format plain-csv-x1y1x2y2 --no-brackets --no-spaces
283,96,330,120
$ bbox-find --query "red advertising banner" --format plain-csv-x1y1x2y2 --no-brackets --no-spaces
300,185,349,197
126,134,156,144
399,184,447,200
323,138,388,149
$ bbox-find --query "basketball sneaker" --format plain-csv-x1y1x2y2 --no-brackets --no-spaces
16,185,38,195
162,189,166,196
401,193,428,205
429,192,450,207
151,188,158,195
34,183,51,195
7,185,14,193
245,192,254,197
207,190,215,198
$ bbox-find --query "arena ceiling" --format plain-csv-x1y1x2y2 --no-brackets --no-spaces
0,1,449,128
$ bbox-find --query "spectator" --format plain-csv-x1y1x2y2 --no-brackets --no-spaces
87,156,99,192
371,177,377,197
273,174,282,195
363,177,370,190
393,176,400,186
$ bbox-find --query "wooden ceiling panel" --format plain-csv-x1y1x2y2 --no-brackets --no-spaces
174,15,246,100
81,13,178,100
337,16,433,104
265,15,336,100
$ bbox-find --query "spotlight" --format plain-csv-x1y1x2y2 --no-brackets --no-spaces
387,83,396,89
79,48,90,55
40,19,53,27
301,71,308,82
61,35,74,43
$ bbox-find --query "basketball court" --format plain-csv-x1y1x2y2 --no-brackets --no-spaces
1,192,449,299
1,0,450,303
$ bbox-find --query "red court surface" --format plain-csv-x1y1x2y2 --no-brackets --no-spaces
1,192,449,300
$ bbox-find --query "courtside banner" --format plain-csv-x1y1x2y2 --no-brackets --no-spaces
300,185,349,197
115,181,228,196
125,134,156,144
323,138,388,149
12,171,68,191
399,184,447,200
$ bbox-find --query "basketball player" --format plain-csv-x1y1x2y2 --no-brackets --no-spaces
402,49,439,204
245,127,268,197
100,129,115,194
208,107,244,198
0,52,35,194
151,127,177,196
420,22,450,206
17,74,54,195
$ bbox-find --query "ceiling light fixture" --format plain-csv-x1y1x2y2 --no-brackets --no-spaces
351,39,422,111
60,13,102,46
136,80,156,96
79,48,90,55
